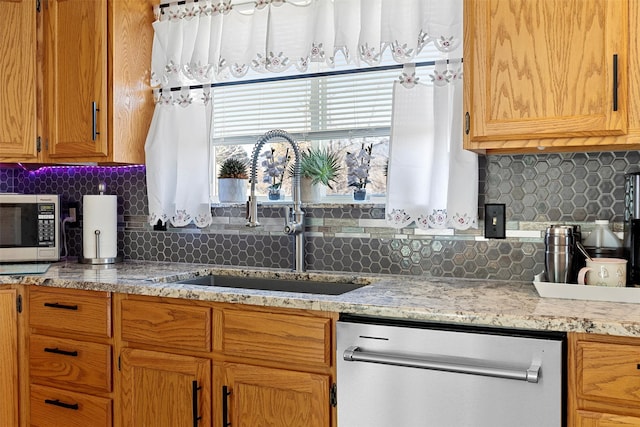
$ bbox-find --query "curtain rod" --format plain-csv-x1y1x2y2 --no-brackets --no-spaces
161,59,462,92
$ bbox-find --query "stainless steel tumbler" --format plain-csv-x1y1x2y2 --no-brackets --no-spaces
545,225,575,283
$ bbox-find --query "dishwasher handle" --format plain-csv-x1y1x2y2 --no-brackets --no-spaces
343,346,541,383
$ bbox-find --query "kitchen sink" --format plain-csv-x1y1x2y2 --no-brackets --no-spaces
177,275,368,295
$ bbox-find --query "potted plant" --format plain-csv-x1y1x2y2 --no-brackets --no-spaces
346,142,373,200
218,158,248,203
262,147,290,200
296,147,342,203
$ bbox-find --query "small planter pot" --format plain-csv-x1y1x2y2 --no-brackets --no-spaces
218,178,247,203
353,188,366,201
301,177,326,204
268,188,281,200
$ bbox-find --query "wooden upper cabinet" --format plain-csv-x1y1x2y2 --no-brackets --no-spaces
0,0,38,161
44,0,109,160
464,0,629,152
39,0,155,164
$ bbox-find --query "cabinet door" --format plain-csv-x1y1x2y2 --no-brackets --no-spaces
217,362,330,427
0,0,38,161
44,0,108,160
0,289,19,426
120,348,211,427
464,0,628,148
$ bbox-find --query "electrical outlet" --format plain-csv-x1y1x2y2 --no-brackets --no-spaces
484,204,506,239
63,201,80,227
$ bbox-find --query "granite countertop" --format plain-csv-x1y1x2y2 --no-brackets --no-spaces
3,259,640,337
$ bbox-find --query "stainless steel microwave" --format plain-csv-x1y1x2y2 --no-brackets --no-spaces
0,194,60,262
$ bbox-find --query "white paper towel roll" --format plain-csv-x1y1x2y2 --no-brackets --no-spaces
83,195,118,259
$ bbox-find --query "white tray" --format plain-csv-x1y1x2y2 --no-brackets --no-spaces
533,281,640,304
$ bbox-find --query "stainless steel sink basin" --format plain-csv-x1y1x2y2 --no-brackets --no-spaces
177,275,367,295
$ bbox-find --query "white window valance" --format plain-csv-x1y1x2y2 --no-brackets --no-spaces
151,0,463,87
146,0,468,229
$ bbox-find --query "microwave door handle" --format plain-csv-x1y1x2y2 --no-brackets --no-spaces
342,346,541,383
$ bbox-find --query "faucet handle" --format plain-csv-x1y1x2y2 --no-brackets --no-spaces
283,206,292,226
283,206,302,235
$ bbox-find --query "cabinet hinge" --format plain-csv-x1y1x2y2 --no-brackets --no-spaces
36,0,41,13
330,383,337,407
118,355,121,371
36,136,41,153
16,294,23,313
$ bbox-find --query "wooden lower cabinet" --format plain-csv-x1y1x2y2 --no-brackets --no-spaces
119,348,211,427
569,333,640,426
0,289,19,426
28,287,114,427
116,294,337,427
215,362,330,427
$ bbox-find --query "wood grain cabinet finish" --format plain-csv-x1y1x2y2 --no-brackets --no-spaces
0,0,38,161
1,0,155,164
41,0,155,164
29,287,111,338
464,0,632,153
117,295,337,427
569,333,640,426
30,384,112,427
29,335,112,393
216,362,330,427
0,289,19,426
43,0,109,160
28,287,114,427
120,299,212,352
119,348,211,427
219,308,332,367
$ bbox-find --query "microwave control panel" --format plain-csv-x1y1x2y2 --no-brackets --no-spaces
38,203,57,246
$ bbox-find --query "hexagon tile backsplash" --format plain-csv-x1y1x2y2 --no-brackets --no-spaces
1,150,638,281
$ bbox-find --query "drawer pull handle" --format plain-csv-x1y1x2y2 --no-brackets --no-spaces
192,380,202,426
44,302,78,311
44,347,78,357
222,385,231,427
44,399,79,411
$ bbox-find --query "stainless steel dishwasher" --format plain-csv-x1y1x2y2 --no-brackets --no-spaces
337,316,565,427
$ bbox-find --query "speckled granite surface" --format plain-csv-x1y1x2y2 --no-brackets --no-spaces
2,259,640,337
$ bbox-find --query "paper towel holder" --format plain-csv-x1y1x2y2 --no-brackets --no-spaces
80,229,122,265
80,182,123,265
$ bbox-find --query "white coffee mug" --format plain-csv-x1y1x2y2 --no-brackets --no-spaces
577,258,627,287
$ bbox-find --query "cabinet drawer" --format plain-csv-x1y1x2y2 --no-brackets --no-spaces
121,299,211,352
576,409,640,426
577,341,640,404
30,287,111,338
30,335,111,393
30,384,111,427
221,310,331,367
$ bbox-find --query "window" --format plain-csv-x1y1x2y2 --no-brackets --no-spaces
211,64,436,201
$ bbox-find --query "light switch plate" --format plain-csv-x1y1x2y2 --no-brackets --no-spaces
484,204,506,239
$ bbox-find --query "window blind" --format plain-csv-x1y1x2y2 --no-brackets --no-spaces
211,68,402,146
